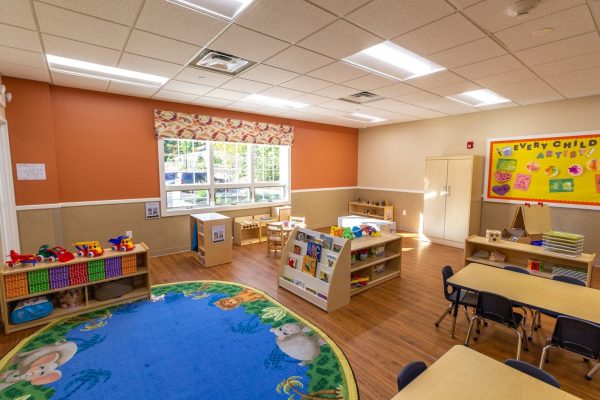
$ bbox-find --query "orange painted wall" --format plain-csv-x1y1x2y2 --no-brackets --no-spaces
4,77,358,205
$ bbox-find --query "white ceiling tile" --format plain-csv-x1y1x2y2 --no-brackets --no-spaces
429,80,483,97
42,34,121,66
464,0,586,33
40,0,144,25
544,66,600,87
210,25,289,62
107,81,157,98
307,62,367,83
162,80,213,96
205,88,249,101
479,101,519,110
254,106,290,117
300,106,347,117
452,54,523,79
492,79,563,105
314,85,359,98
225,101,265,112
473,68,537,88
191,97,233,108
371,82,419,97
0,24,41,52
592,1,600,22
0,0,35,29
314,100,362,112
280,75,333,92
515,32,600,65
346,0,454,39
292,93,332,105
119,53,182,77
220,78,272,93
176,67,232,87
136,0,227,46
368,98,447,118
447,0,482,9
51,72,109,91
408,71,466,90
297,20,381,59
494,5,596,52
420,97,479,114
0,46,45,68
0,62,49,82
237,0,336,43
393,90,440,105
153,89,198,103
307,0,371,16
240,65,299,85
259,86,305,99
34,2,130,50
393,14,486,56
532,52,600,77
429,37,507,68
342,74,397,91
125,30,200,65
548,76,600,99
264,46,334,74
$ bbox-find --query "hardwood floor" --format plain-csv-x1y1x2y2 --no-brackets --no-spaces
1,235,599,399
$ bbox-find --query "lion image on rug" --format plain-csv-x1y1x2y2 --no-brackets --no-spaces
215,288,264,311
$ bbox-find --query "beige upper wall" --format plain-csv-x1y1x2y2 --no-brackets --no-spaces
358,95,600,191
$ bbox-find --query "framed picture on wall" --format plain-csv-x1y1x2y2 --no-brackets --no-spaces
145,202,160,219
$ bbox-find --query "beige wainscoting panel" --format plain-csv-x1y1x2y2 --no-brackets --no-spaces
356,189,422,233
291,189,357,229
17,209,58,253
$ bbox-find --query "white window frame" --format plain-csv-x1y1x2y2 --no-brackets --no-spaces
158,138,290,217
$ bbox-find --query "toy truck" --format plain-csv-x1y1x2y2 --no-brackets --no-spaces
6,250,37,267
36,245,75,263
108,236,135,252
73,241,105,258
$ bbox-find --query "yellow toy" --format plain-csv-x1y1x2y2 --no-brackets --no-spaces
73,241,105,258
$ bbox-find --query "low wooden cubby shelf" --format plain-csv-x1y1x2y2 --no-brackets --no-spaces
464,235,596,286
278,227,402,312
0,243,151,334
348,201,394,221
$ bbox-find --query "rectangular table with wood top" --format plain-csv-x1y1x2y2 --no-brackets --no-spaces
391,345,580,399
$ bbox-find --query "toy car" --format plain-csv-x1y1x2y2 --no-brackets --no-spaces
73,241,105,258
36,245,75,263
108,236,135,252
6,250,37,267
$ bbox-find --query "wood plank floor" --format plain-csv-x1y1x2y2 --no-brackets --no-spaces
1,235,599,399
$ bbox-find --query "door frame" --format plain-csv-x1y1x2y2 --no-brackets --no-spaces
0,119,20,255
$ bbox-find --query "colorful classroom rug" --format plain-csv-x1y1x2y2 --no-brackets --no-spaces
0,281,358,400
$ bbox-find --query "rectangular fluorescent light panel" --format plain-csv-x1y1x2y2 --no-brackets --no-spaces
343,41,445,81
447,89,510,107
46,55,168,87
245,94,308,110
167,0,254,20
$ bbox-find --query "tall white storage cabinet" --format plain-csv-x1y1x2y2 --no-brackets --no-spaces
423,155,484,248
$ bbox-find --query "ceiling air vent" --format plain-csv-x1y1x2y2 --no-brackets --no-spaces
339,91,383,104
188,49,256,76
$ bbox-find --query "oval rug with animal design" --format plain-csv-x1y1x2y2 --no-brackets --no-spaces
0,281,357,400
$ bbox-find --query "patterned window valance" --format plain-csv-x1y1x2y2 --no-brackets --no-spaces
154,110,294,145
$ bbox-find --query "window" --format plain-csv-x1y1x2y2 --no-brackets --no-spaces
159,139,289,213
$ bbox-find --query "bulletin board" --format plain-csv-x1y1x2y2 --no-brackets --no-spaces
485,131,600,209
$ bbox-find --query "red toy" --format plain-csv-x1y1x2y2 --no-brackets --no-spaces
6,250,37,267
36,245,75,263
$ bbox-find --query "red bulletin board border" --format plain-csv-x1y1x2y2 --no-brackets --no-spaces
484,131,600,209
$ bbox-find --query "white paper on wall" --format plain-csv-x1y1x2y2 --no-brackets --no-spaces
16,163,46,180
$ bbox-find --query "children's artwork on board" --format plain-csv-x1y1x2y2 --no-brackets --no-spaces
497,158,517,172
513,173,532,191
549,178,574,193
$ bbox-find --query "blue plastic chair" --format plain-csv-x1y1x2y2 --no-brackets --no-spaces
434,266,477,334
397,361,427,391
504,266,530,274
552,275,585,286
504,359,560,388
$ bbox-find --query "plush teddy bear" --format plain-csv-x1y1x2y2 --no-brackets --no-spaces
56,288,84,309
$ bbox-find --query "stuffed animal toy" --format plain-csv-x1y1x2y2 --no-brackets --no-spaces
56,289,84,309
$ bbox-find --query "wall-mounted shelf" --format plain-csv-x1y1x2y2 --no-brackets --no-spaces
348,201,394,221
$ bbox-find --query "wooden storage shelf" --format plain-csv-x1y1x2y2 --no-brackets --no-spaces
348,201,394,221
0,243,151,334
279,228,402,311
233,215,275,246
464,235,596,286
190,213,232,267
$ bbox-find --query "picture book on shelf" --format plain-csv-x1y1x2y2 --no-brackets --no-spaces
302,255,317,277
326,254,337,268
333,244,342,253
320,235,333,250
307,241,322,262
296,231,306,242
293,245,302,255
288,256,298,269
306,287,317,295
293,277,305,289
318,270,329,283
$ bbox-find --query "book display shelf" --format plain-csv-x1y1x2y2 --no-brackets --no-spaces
0,243,150,334
348,201,394,221
279,227,402,312
464,235,596,286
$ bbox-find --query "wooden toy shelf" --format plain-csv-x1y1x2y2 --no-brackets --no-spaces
278,228,402,312
348,201,394,221
233,214,274,246
464,235,596,286
190,213,232,267
0,243,151,334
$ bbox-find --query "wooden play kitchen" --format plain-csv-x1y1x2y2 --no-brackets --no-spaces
0,243,150,334
278,227,402,312
190,213,232,267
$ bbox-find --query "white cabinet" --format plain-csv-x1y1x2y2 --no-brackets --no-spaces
423,156,484,248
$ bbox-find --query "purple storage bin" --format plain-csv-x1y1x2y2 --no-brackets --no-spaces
104,257,122,278
49,266,70,289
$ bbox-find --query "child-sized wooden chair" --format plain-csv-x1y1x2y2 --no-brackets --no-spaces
266,223,285,258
